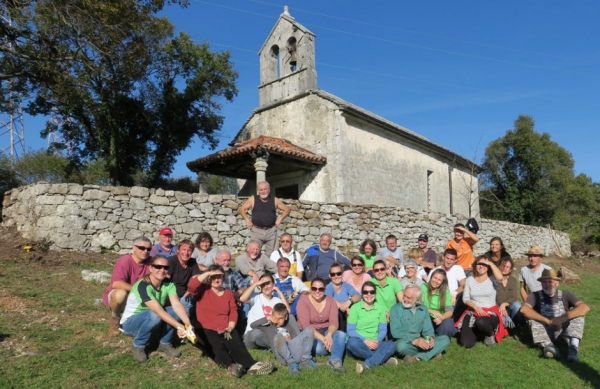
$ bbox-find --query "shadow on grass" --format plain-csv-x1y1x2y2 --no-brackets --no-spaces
0,333,9,342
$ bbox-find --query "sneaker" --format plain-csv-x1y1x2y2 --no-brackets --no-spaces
288,363,300,375
356,362,367,374
247,361,274,376
228,363,244,378
433,353,443,360
543,343,561,359
157,343,181,358
109,316,121,336
484,336,496,347
327,359,346,373
403,355,419,366
385,357,398,366
299,359,317,369
567,345,579,362
131,345,147,363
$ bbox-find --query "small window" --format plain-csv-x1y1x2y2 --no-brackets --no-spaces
270,45,280,77
427,170,433,210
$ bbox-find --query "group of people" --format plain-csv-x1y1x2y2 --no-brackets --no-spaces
101,181,590,377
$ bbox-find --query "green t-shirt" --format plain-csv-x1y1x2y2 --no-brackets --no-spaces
348,300,387,340
419,283,452,318
120,279,177,324
359,253,378,269
375,276,403,312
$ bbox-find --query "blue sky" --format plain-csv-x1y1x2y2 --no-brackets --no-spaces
7,0,600,182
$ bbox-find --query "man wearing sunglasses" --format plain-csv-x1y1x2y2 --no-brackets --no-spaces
103,236,153,335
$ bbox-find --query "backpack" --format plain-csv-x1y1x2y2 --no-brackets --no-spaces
466,218,479,234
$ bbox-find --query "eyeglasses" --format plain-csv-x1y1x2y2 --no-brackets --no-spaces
373,267,386,273
351,263,363,267
151,264,169,270
362,290,376,295
330,271,343,277
135,245,152,252
311,286,325,292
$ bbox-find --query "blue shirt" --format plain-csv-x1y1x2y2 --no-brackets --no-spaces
325,281,360,303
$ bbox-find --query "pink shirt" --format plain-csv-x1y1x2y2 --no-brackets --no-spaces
102,254,151,309
296,295,338,331
342,270,371,293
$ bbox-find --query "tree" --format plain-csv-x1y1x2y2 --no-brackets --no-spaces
480,115,595,239
206,174,237,195
13,149,71,184
2,0,237,186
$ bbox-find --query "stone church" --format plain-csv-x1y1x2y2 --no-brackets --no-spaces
187,7,479,217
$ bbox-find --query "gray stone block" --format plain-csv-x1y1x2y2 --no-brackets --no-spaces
175,192,193,204
83,189,110,201
130,186,150,197
149,194,170,205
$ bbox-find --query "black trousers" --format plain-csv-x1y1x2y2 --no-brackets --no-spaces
203,328,256,369
460,314,498,349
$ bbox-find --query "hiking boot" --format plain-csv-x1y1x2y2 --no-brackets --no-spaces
327,359,346,373
567,345,579,362
228,363,244,378
299,359,317,369
109,316,121,336
385,357,398,366
484,336,496,347
288,363,300,375
247,361,274,376
356,362,367,374
131,345,147,363
403,355,419,366
542,343,561,359
157,343,181,358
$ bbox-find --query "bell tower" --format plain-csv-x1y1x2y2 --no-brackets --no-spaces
258,6,317,108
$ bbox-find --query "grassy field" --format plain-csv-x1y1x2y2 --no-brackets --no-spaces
0,251,599,389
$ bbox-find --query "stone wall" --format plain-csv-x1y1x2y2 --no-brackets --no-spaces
2,182,571,258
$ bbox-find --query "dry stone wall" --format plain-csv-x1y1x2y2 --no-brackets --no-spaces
2,182,571,258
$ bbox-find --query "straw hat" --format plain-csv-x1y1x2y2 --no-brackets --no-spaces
525,246,545,256
537,268,560,282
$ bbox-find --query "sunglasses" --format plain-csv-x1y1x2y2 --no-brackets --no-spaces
373,267,386,272
151,264,169,270
311,286,325,292
351,263,363,267
135,245,152,252
362,290,376,295
330,271,343,277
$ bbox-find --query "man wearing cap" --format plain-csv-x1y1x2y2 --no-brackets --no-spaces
519,246,552,302
239,181,291,256
521,269,589,362
417,234,437,273
445,223,479,276
150,227,178,257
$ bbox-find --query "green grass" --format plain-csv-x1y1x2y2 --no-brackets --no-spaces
1,258,599,389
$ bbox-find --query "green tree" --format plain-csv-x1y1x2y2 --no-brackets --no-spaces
480,115,595,239
13,149,71,184
206,174,237,195
2,0,237,186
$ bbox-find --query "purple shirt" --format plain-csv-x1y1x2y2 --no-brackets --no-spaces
102,254,151,309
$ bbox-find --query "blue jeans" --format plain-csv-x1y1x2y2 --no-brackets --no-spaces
180,294,195,318
122,307,180,348
312,329,346,363
346,337,396,368
433,317,458,338
508,301,524,325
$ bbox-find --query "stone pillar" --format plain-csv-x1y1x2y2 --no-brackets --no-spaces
197,172,208,194
254,154,269,184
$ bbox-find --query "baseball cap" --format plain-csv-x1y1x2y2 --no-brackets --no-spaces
418,234,428,242
159,227,173,235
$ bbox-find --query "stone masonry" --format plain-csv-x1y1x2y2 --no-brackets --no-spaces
2,182,571,259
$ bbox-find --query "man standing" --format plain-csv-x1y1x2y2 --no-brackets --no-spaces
445,223,479,276
150,227,177,257
390,285,450,365
102,236,153,335
417,234,437,273
302,233,351,282
270,233,304,280
372,259,404,313
435,249,466,304
235,240,277,284
519,246,552,302
239,181,290,256
378,234,404,275
167,240,199,316
521,269,589,362
273,257,309,315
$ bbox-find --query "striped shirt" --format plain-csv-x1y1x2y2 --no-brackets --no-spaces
463,277,496,308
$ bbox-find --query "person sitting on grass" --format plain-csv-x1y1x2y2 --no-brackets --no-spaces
495,258,524,331
390,284,450,365
325,262,361,332
191,232,217,272
343,256,372,294
372,259,404,314
358,238,379,271
187,265,274,377
120,255,192,363
296,277,348,373
420,269,457,338
347,281,398,374
398,248,428,284
249,303,316,375
399,258,427,288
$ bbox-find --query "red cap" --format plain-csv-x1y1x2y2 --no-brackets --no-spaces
159,227,173,235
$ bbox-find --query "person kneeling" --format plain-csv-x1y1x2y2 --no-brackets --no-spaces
120,255,192,362
390,285,450,365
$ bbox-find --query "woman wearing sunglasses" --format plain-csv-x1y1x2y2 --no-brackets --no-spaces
121,255,192,363
296,277,347,373
347,281,398,374
325,263,361,332
187,265,274,377
343,256,372,294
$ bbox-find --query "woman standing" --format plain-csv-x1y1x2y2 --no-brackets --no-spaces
457,256,508,348
296,278,347,373
420,269,457,338
484,237,511,268
326,263,361,332
359,239,379,271
187,265,274,377
343,256,372,294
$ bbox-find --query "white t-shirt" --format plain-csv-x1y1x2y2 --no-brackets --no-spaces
519,264,552,294
269,248,305,273
245,293,282,334
435,265,466,293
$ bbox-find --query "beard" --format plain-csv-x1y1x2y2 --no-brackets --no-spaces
402,301,416,309
543,287,556,295
259,193,269,200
